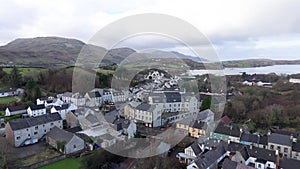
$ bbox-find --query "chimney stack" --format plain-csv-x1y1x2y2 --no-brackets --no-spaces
275,150,280,169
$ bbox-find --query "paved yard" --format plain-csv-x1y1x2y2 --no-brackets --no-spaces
0,137,58,168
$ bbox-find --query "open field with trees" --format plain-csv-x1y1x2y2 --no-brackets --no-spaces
37,157,82,169
0,96,17,104
223,73,300,135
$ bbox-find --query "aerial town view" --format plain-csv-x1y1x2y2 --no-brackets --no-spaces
0,0,300,169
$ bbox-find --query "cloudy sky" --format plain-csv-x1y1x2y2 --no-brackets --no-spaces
0,0,300,61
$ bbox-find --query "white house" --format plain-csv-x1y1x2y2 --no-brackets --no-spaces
97,133,117,148
51,103,77,120
70,92,86,106
46,126,84,154
59,92,73,103
5,105,27,116
37,97,64,107
0,88,23,98
27,104,46,117
289,78,300,84
5,113,63,147
112,91,126,103
84,91,101,107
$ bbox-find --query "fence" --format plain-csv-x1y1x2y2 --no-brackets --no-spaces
20,155,66,169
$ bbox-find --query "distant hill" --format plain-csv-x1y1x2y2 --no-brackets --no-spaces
0,37,85,66
223,59,300,68
1,36,299,68
0,36,204,67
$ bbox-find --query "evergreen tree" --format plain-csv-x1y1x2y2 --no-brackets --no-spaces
23,78,41,102
200,96,211,111
9,66,22,88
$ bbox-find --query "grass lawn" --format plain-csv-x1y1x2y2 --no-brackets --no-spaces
3,67,45,75
4,115,23,123
37,157,83,169
0,96,17,104
96,69,115,75
0,110,4,116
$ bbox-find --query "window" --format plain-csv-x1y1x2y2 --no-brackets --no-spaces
34,131,38,135
50,122,54,126
28,134,30,137
26,128,29,131
284,147,288,153
73,145,77,149
43,124,45,127
270,145,274,150
44,130,47,133
16,136,20,140
35,126,38,130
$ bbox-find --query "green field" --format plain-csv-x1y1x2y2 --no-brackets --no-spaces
3,67,45,75
0,110,4,116
0,96,17,104
37,158,82,169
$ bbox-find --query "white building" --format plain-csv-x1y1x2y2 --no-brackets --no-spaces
5,113,63,147
50,103,77,120
27,104,46,117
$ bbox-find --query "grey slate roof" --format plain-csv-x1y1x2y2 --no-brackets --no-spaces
85,114,99,124
177,116,194,125
9,113,62,131
47,126,74,143
279,157,300,169
53,104,69,111
100,133,115,140
292,142,300,152
240,133,259,144
65,126,83,133
104,110,120,124
227,142,245,152
136,102,151,111
247,146,276,162
88,91,101,98
258,135,268,145
239,147,250,161
113,118,130,130
62,92,73,97
29,104,45,110
190,142,203,156
7,105,27,112
222,159,238,169
270,128,299,139
214,122,241,137
191,120,207,130
268,133,293,146
149,92,165,103
196,109,213,121
164,92,181,102
194,142,227,169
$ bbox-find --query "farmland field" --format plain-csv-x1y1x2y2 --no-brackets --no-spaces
0,96,17,104
37,157,82,169
3,67,45,75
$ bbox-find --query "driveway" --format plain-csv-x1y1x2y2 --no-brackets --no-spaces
0,137,49,167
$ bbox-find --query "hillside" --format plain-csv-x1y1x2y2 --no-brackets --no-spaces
223,59,300,68
0,37,208,69
0,37,136,67
1,36,299,69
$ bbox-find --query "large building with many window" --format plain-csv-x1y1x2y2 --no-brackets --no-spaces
124,91,199,127
5,113,63,147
